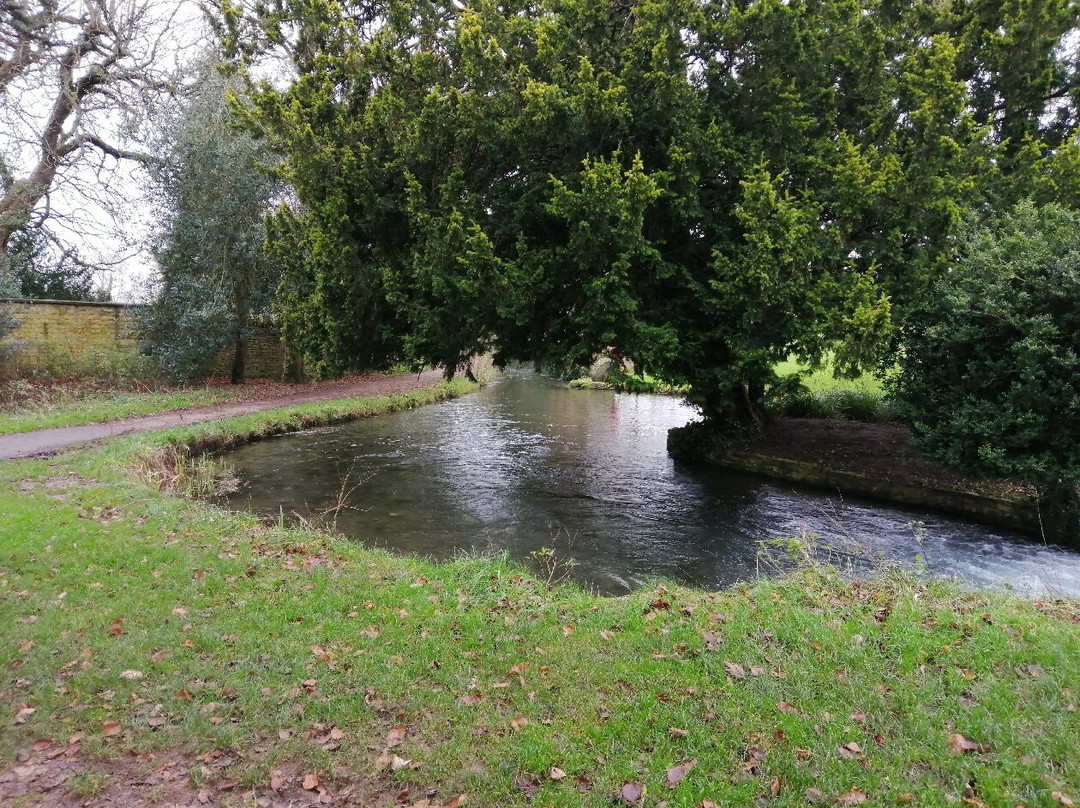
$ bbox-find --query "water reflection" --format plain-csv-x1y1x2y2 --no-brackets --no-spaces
224,370,1080,596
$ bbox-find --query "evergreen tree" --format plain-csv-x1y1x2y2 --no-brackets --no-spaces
220,0,1078,429
141,58,281,383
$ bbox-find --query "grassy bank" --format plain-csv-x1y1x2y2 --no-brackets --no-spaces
1,384,1078,807
0,386,235,435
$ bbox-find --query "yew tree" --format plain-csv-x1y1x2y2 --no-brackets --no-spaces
220,0,1079,431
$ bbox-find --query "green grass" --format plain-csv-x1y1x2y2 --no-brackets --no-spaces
773,358,886,397
1,380,1078,807
770,357,894,422
0,386,234,435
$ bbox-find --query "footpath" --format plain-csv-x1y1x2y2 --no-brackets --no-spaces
0,369,446,460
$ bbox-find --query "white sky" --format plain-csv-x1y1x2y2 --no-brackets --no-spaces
2,0,210,302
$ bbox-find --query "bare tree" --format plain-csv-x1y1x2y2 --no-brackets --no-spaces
0,0,201,258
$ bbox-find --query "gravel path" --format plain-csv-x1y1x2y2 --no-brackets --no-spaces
0,369,447,460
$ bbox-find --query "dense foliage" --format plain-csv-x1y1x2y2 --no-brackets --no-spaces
220,0,1079,428
892,202,1080,543
6,228,95,301
139,60,281,383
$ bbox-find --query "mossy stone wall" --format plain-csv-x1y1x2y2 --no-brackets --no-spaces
0,298,285,379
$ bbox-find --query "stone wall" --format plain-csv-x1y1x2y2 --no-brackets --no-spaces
1,299,138,364
0,298,286,379
208,329,288,379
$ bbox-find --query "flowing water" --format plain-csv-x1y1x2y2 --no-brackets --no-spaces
224,370,1080,596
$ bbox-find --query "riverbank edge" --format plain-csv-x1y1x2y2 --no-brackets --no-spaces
703,450,1042,537
2,378,1080,806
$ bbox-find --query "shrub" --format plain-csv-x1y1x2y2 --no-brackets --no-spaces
891,202,1080,544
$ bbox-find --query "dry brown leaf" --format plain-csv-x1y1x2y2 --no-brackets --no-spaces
108,619,124,636
269,770,286,792
668,727,688,739
32,739,52,751
510,716,529,731
386,725,407,748
701,631,720,652
666,758,698,789
771,776,782,796
804,787,826,803
837,787,868,805
102,720,122,737
947,733,981,755
550,767,566,781
460,694,483,706
620,782,643,805
13,705,35,724
723,661,745,678
330,727,345,741
1053,792,1076,807
302,773,320,791
838,741,863,760
390,755,413,771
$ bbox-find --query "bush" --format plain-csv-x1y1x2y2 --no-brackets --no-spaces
891,202,1080,544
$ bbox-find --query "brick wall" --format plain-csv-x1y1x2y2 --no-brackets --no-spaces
0,298,286,379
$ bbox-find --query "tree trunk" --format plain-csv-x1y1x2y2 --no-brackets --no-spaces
231,337,246,385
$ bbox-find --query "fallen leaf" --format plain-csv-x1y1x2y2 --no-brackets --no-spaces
390,755,413,771
120,670,143,680
510,716,529,731
668,727,688,739
750,665,766,677
723,661,745,678
620,782,643,805
562,625,575,636
600,630,614,641
329,727,345,741
102,720,122,736
460,694,483,706
386,725,407,748
836,787,868,805
777,701,805,717
302,773,320,791
838,741,863,760
947,733,981,755
804,787,826,803
666,759,697,789
550,767,566,781
108,619,124,636
13,705,35,724
1052,793,1075,807
701,630,720,652
32,739,53,751
771,776,782,796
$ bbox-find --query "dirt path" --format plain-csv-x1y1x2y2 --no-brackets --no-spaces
0,369,447,460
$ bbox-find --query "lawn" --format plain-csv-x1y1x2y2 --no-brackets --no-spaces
1,380,1077,807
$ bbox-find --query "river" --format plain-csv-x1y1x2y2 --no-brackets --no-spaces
223,370,1080,596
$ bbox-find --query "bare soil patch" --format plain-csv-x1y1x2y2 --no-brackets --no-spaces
0,743,455,807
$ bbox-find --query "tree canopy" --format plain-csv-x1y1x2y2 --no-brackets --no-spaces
139,57,281,383
220,0,1079,427
891,202,1080,544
